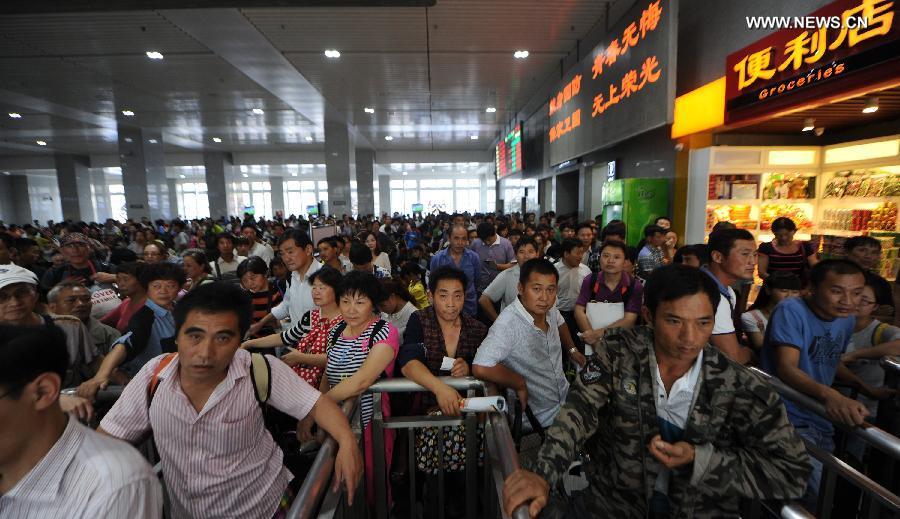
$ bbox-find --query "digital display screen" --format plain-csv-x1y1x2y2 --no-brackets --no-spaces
495,123,523,180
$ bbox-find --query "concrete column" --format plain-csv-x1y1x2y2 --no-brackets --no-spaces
119,128,171,221
355,148,375,217
204,151,231,220
55,154,93,222
324,119,354,217
0,175,32,224
167,178,179,219
270,176,285,217
378,175,391,217
90,168,111,222
479,174,488,213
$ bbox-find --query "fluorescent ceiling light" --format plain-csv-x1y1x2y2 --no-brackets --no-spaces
863,97,879,114
402,171,408,176
385,135,394,141
513,50,529,59
121,110,135,116
179,174,186,179
470,135,479,140
324,49,341,58
148,139,158,144
36,140,47,146
364,107,375,114
802,118,815,132
212,137,222,143
242,173,249,178
305,136,314,142
8,112,21,119
251,108,264,115
145,51,164,60
485,107,496,113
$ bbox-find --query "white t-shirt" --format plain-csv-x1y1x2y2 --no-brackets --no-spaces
554,261,591,312
713,285,737,335
740,309,768,335
249,242,275,264
382,301,417,339
482,265,520,311
210,256,247,277
845,320,900,414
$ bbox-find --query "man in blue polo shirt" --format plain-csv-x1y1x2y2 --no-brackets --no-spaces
702,228,756,364
430,225,480,316
760,259,885,511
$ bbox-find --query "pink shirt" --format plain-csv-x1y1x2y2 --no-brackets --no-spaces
101,349,321,518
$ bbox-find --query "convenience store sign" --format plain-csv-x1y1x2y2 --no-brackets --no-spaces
545,0,677,166
725,0,900,124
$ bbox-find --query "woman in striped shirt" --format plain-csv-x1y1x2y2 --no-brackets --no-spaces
757,217,818,280
238,257,283,340
301,271,400,506
241,266,344,387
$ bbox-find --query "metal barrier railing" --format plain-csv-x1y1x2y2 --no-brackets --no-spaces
880,356,900,375
332,376,530,519
287,397,360,519
749,367,900,518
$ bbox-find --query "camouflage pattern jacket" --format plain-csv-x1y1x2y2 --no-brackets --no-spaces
528,326,810,518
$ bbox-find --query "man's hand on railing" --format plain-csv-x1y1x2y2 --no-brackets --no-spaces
60,393,94,422
332,438,363,506
76,375,109,401
450,357,470,378
824,389,870,426
503,468,548,519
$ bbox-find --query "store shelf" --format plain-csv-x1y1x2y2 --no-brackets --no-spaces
707,198,759,204
816,228,880,236
759,198,816,204
820,196,900,204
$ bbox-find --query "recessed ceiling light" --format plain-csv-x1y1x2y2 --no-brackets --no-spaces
291,172,298,177
179,174,186,179
148,138,158,144
242,173,249,178
802,118,815,132
2,171,9,176
8,112,21,119
124,137,133,143
121,110,135,116
513,50,529,59
402,171,408,176
324,49,341,58
145,51,164,60
251,108,264,115
863,97,879,114
212,137,222,143
385,135,394,141
470,135,479,140
305,135,314,142
485,107,496,113
36,140,47,146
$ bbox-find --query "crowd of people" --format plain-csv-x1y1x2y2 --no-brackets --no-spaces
0,209,898,518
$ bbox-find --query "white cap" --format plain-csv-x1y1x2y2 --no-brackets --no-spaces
0,264,39,291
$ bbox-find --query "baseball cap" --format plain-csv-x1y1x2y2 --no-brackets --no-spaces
0,264,39,291
59,232,92,248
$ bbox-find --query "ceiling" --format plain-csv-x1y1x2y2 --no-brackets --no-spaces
723,84,900,135
0,1,615,158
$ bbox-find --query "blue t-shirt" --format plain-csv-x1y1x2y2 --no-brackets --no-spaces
760,297,855,434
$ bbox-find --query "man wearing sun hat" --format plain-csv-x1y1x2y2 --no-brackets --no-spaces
41,232,121,319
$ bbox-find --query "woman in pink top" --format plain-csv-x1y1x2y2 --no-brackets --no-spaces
100,262,147,333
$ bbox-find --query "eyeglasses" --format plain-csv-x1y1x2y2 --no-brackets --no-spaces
0,286,36,304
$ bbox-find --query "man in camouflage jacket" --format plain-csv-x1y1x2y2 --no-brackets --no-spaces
503,265,810,519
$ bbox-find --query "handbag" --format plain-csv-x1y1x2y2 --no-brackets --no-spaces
511,400,546,451
413,410,484,474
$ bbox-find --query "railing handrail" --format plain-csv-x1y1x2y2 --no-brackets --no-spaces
61,385,124,402
748,367,900,461
483,384,531,519
778,503,815,518
880,355,900,374
803,441,900,512
287,397,360,519
365,376,486,394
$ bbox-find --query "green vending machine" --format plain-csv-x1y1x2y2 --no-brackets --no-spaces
601,178,670,246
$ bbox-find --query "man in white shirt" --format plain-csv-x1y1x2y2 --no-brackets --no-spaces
479,237,540,322
210,233,246,279
0,324,162,518
554,239,591,356
242,224,275,264
702,228,757,365
250,229,321,336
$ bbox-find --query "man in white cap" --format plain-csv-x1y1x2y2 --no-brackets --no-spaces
0,265,97,420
